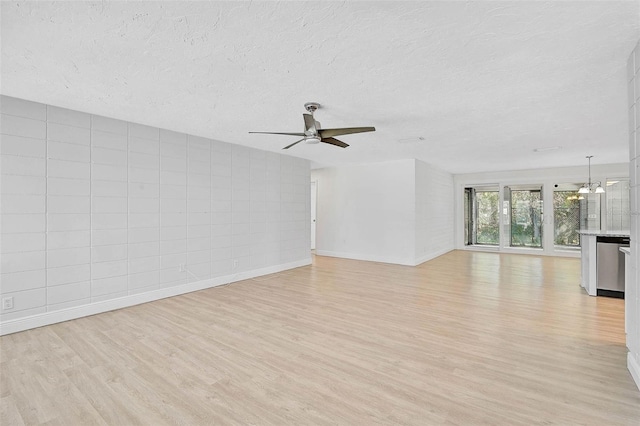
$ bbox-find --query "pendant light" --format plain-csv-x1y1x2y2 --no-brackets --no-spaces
578,155,605,194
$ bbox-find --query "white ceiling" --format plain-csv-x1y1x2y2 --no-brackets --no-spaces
2,1,639,173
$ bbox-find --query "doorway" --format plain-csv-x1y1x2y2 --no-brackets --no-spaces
310,181,317,250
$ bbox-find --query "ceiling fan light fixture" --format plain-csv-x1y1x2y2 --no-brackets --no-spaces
305,136,321,144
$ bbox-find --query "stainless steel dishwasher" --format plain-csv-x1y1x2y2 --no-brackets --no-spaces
596,236,630,298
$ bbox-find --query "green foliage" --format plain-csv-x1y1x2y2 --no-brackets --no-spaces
510,190,542,247
553,192,580,247
476,191,499,244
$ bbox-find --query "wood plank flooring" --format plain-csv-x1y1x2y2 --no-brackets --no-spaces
1,250,639,425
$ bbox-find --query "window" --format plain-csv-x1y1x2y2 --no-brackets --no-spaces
553,189,580,248
464,187,499,246
505,186,543,248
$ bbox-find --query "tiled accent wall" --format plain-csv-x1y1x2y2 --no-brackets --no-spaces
0,95,311,327
627,40,640,390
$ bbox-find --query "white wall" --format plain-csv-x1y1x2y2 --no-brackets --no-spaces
312,160,416,265
626,41,640,391
311,159,454,266
0,95,311,334
453,163,629,257
415,160,454,264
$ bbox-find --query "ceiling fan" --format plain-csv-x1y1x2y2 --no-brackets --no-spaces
249,102,375,149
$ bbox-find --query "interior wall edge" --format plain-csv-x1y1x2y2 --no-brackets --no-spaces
414,247,453,266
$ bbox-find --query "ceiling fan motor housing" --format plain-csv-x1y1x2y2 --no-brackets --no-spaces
304,102,320,114
305,136,321,144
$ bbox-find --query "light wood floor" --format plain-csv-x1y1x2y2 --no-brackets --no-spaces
1,250,639,425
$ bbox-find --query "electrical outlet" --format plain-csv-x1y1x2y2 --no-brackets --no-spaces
178,263,185,272
2,297,14,311
232,259,238,269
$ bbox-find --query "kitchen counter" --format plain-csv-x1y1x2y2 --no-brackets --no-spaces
579,230,630,237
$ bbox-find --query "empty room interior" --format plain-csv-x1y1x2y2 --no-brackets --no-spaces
2,1,640,425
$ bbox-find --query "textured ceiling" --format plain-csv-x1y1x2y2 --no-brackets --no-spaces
2,1,639,173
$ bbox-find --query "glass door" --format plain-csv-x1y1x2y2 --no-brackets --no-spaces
553,184,581,249
505,186,543,248
464,186,499,246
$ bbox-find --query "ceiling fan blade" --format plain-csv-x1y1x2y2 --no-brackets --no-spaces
249,131,306,136
283,138,306,150
321,137,349,148
318,127,375,138
303,113,317,133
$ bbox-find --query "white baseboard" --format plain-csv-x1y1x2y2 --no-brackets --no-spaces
315,248,453,267
314,250,415,266
414,247,453,266
0,258,311,336
629,352,640,391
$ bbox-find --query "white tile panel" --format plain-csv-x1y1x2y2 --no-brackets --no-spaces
129,183,159,198
91,275,128,297
47,247,90,268
92,229,128,246
128,227,160,243
47,105,90,128
129,198,159,213
47,122,90,145
159,129,186,145
91,115,128,135
1,114,46,139
128,256,160,274
48,195,90,214
1,233,45,253
1,155,46,176
0,269,46,293
48,177,90,196
48,159,90,179
1,134,46,158
48,140,90,162
91,260,127,280
47,230,91,250
91,196,127,214
91,130,127,150
1,96,46,120
47,214,90,232
91,213,127,230
92,164,127,182
0,175,46,195
129,123,159,140
129,241,160,259
2,213,46,233
1,194,45,214
129,137,159,155
129,152,159,170
92,146,128,165
1,251,45,273
91,180,127,197
46,263,90,287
